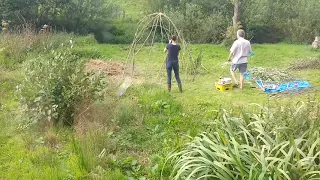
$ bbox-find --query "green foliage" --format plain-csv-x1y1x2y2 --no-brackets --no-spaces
222,23,243,47
107,156,147,179
241,0,320,43
74,34,99,46
1,42,320,179
116,100,138,126
137,85,182,115
71,47,103,59
2,0,319,44
18,50,107,126
71,130,119,175
246,25,284,44
148,0,320,44
0,31,73,67
167,4,229,44
0,0,124,43
167,101,320,179
107,19,138,44
104,169,128,179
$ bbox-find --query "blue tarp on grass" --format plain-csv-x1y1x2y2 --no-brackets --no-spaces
244,73,311,93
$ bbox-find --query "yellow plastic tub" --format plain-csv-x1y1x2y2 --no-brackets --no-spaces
215,83,233,92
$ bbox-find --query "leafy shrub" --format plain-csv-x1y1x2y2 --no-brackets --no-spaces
198,14,229,44
247,25,284,44
221,23,243,47
103,19,137,44
166,3,229,44
18,50,106,126
166,101,320,179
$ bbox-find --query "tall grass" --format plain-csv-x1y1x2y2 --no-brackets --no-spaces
166,101,320,179
0,24,73,68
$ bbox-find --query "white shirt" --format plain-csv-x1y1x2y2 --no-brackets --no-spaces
230,37,251,64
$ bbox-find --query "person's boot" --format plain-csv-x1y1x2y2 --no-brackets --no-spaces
167,84,171,92
178,83,182,93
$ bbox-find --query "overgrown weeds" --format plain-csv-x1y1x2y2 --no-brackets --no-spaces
0,26,73,68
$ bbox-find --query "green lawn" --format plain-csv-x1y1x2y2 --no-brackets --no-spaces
88,43,320,110
0,43,319,179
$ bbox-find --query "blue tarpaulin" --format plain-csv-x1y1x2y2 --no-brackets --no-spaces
244,73,311,93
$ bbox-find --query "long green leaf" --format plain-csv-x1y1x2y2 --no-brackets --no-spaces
213,161,235,180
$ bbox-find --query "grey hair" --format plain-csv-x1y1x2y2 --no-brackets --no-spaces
237,29,245,38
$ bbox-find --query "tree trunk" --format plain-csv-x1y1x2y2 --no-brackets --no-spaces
233,0,240,28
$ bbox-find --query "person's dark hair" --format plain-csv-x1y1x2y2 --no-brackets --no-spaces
237,29,245,38
171,35,177,41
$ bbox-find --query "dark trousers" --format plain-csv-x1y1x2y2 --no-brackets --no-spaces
166,61,181,85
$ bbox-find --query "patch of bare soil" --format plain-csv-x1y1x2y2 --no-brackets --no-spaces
85,59,145,87
85,59,125,76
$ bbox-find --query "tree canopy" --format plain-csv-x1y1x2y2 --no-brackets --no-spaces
1,0,319,44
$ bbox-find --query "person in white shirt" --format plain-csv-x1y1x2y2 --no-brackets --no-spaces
227,29,252,90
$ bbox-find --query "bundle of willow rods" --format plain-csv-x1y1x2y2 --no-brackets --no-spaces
288,57,320,70
247,67,295,83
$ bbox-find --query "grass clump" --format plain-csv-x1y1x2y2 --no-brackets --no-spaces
167,101,320,179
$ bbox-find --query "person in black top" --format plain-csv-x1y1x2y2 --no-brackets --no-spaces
164,35,182,93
